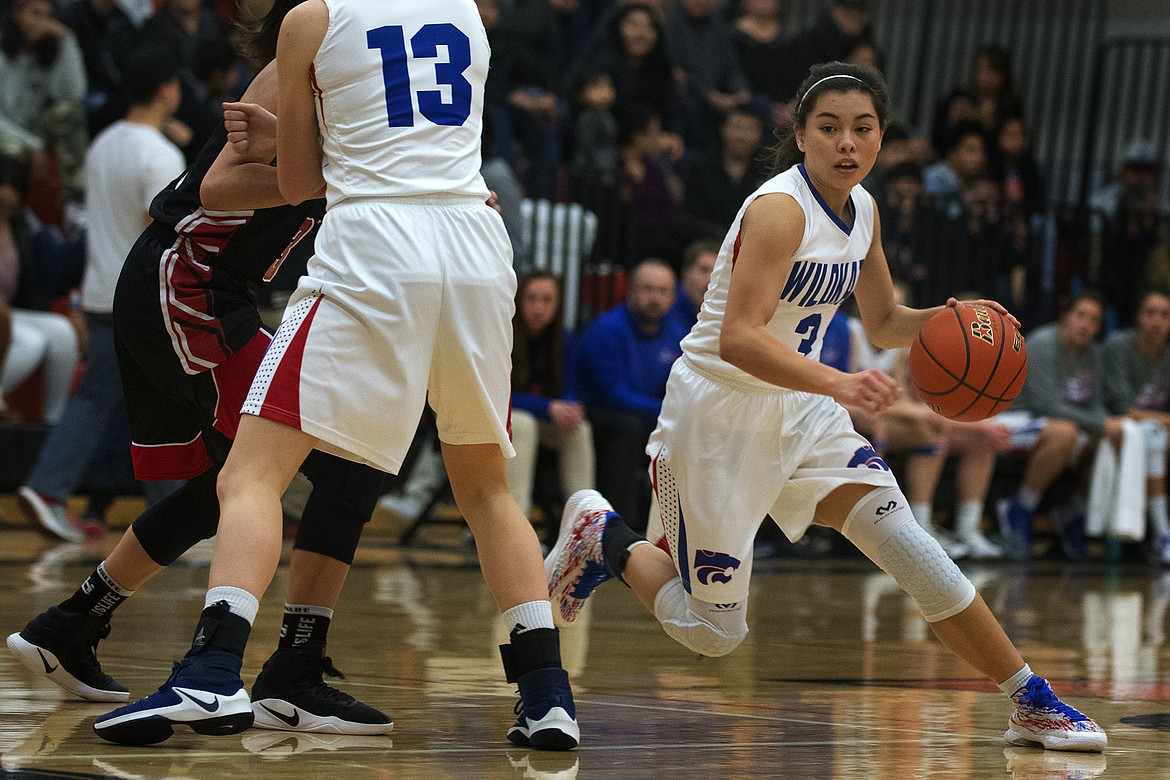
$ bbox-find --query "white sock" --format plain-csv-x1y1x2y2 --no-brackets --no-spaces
1150,495,1170,537
503,600,555,634
97,561,135,597
910,502,934,530
997,663,1033,696
955,501,985,536
205,586,260,625
1016,487,1041,512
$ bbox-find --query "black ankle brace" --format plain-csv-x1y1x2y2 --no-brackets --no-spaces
602,515,645,585
498,627,561,683
187,601,251,657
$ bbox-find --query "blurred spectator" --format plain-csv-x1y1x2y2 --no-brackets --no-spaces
922,120,987,208
992,114,1046,218
59,0,138,137
141,0,223,68
613,104,684,267
1099,175,1163,327
477,0,563,199
0,0,88,206
997,290,1123,561
929,87,978,160
569,70,619,206
569,2,682,159
506,270,595,521
664,0,751,153
788,0,873,82
877,161,930,303
1102,288,1170,563
1089,137,1168,219
0,151,78,423
480,114,529,269
967,44,1024,135
576,257,685,527
860,123,932,195
16,45,185,542
174,31,239,164
730,0,799,126
667,238,717,332
682,103,767,240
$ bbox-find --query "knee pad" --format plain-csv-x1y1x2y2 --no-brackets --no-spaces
1139,421,1168,479
132,469,221,566
842,487,975,623
653,579,748,657
295,453,387,565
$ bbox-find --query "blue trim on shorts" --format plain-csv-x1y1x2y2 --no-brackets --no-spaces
677,495,691,595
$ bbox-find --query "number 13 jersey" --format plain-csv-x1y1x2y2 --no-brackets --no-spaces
682,163,875,389
313,0,490,204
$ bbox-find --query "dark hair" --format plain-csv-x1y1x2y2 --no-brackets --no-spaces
0,1,62,68
1066,288,1107,316
723,102,762,126
883,161,923,184
0,153,30,195
122,45,180,106
971,44,1015,97
682,239,721,272
765,61,889,175
616,103,660,146
942,120,987,156
1138,287,1170,310
512,270,565,398
192,33,238,82
238,0,307,68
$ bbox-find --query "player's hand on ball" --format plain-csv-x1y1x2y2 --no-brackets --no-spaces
834,369,900,414
945,297,1020,329
223,101,278,162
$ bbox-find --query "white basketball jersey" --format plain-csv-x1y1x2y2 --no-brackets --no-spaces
684,164,875,388
313,0,490,204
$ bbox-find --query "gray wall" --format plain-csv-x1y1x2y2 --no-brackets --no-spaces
1106,0,1170,38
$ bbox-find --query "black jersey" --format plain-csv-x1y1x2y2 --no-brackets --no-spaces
148,122,324,286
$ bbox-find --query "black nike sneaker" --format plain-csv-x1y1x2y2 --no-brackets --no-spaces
7,606,129,702
250,643,393,736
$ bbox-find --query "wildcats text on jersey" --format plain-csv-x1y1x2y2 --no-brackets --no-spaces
780,258,862,308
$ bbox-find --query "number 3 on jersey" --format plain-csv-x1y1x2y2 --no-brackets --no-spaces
367,24,471,128
795,313,822,356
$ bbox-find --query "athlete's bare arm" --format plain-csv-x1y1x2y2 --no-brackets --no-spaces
275,0,328,205
720,193,898,414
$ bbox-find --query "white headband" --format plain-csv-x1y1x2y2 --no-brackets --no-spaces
796,74,866,114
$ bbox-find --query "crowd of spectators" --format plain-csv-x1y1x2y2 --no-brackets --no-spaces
2,0,1170,567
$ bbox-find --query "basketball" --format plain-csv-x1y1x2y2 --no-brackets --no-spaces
908,303,1028,422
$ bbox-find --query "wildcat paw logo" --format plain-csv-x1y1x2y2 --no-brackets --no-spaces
848,446,890,471
694,550,741,585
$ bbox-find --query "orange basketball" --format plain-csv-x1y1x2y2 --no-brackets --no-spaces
908,303,1028,422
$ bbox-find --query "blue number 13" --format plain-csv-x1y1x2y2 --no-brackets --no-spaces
366,24,472,128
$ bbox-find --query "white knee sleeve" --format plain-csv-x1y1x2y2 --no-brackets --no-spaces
653,579,748,657
1140,420,1168,479
842,487,976,623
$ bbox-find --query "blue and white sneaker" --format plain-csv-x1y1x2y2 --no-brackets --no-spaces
545,490,617,624
996,498,1034,561
93,650,253,746
1005,675,1107,752
507,666,579,751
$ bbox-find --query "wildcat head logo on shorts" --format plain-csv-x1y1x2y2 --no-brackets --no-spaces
694,550,741,585
848,446,890,471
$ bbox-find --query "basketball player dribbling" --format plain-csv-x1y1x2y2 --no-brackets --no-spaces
547,62,1106,752
95,0,578,751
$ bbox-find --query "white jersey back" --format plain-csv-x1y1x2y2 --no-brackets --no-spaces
314,0,490,204
683,164,875,388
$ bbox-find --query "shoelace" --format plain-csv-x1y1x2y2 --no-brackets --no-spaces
1019,678,1089,722
513,692,525,719
69,619,113,677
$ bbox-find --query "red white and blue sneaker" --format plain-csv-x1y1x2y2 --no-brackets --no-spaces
93,650,253,746
545,490,617,624
1005,675,1107,752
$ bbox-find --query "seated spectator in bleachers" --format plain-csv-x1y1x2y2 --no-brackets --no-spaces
997,290,1125,561
876,162,931,305
730,0,800,128
860,123,932,196
1102,288,1170,564
174,32,240,164
667,238,717,332
0,152,79,424
664,0,751,153
614,105,685,267
477,0,563,199
992,115,1046,219
787,0,873,82
141,0,224,69
928,87,979,161
59,0,139,137
569,70,619,215
506,271,595,522
922,120,988,209
577,257,685,527
966,44,1024,136
682,103,767,239
1090,137,1168,219
1099,169,1165,327
0,0,88,208
480,115,529,270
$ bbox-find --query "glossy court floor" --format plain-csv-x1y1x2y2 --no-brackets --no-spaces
1,499,1168,779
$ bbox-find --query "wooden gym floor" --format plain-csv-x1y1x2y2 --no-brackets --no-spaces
0,496,1168,779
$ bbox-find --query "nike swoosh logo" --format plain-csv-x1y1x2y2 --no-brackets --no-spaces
259,703,300,727
178,689,220,712
37,648,58,674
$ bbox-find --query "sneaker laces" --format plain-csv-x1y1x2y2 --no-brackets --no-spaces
1016,677,1089,722
65,618,112,679
512,691,525,720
